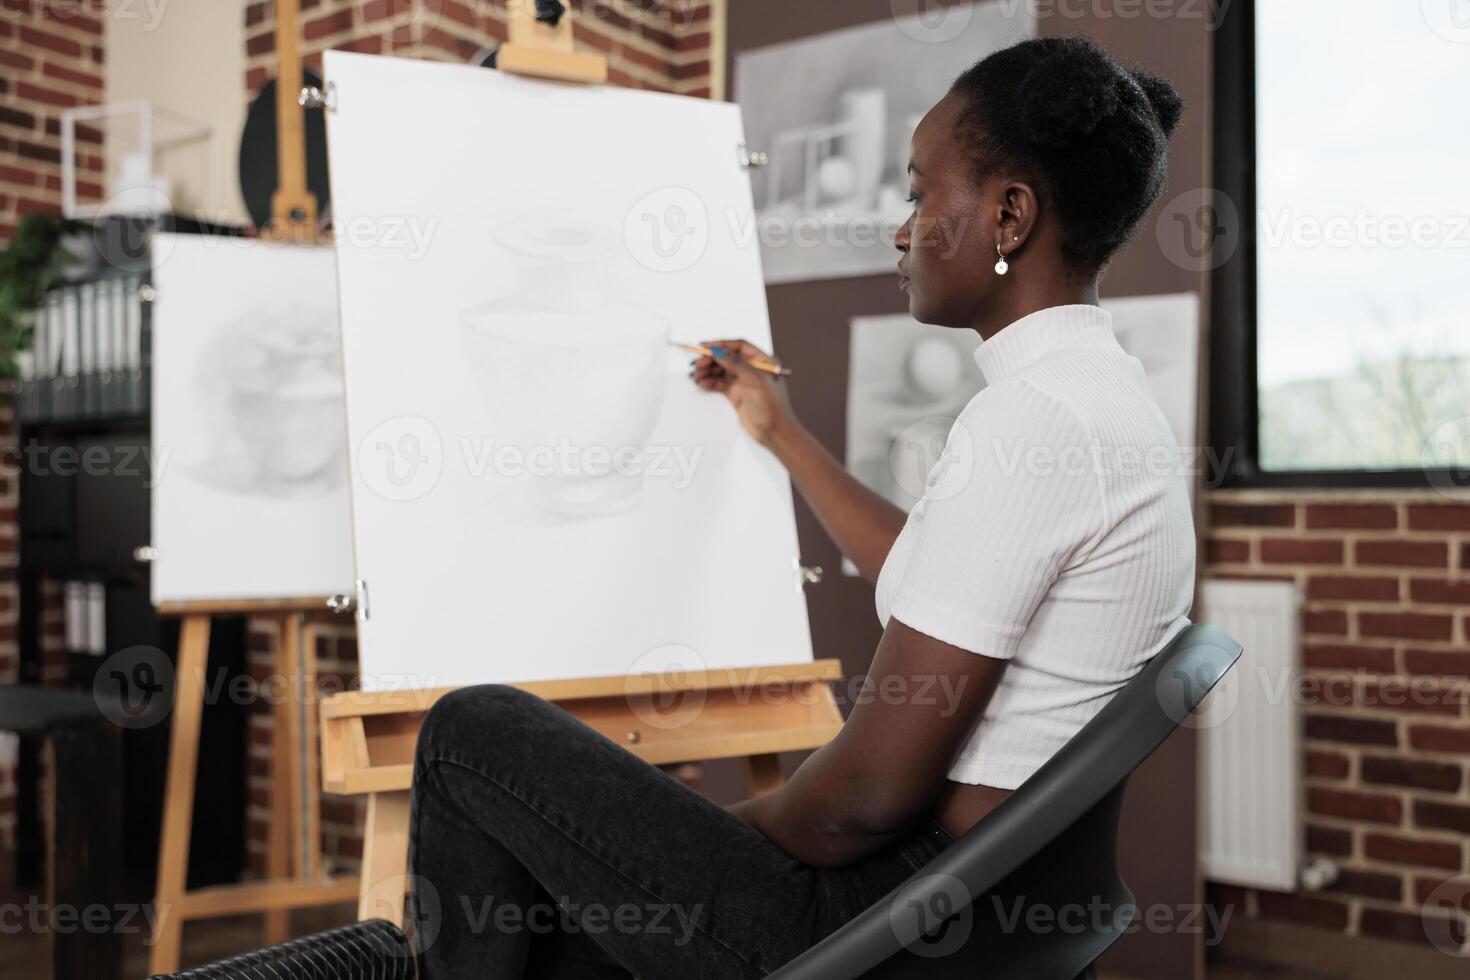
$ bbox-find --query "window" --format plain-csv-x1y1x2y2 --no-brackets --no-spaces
1211,0,1470,487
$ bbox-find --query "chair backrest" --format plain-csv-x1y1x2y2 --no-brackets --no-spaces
768,622,1243,980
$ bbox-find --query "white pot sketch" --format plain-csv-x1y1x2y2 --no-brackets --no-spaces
846,315,987,527
186,306,347,498
460,219,671,519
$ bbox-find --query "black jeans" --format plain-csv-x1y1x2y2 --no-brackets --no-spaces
409,684,956,979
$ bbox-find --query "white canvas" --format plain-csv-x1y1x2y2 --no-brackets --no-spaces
324,52,813,690
150,233,354,604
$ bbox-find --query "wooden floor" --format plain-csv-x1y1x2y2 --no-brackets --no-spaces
0,852,1412,980
1,911,1343,980
0,901,358,978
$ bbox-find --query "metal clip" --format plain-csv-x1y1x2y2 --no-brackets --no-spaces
299,83,336,113
738,144,769,169
793,558,824,590
326,593,355,614
354,579,371,621
137,283,157,303
133,545,158,563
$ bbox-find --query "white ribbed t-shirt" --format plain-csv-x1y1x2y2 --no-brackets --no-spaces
874,304,1196,789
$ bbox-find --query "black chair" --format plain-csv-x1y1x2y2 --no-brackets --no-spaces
149,623,1241,980
766,621,1241,980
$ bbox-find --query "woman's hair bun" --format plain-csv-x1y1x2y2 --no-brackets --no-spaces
948,37,1181,273
1128,68,1183,137
1019,40,1124,151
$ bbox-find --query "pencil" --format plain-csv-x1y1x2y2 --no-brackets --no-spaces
672,341,793,377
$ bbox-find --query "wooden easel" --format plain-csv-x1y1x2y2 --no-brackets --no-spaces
264,0,318,243
148,602,359,973
315,0,844,927
147,0,357,972
323,663,845,925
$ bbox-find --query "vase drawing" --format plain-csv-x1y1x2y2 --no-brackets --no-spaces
461,219,671,519
225,311,346,494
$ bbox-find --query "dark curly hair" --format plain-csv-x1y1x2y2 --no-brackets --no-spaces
950,36,1182,275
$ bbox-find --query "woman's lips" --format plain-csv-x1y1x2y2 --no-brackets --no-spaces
898,267,910,291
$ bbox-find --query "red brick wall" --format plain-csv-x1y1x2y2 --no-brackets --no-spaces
243,0,717,99
0,0,106,239
244,615,366,877
238,0,718,877
1205,490,1470,952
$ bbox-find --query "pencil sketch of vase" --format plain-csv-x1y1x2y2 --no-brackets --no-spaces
222,310,348,496
460,219,670,519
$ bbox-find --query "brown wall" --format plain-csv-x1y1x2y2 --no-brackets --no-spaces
726,3,1212,978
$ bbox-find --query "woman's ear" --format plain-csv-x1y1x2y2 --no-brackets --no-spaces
995,180,1039,252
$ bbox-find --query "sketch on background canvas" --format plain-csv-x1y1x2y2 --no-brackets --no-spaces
735,1,1033,285
324,52,813,690
1104,292,1203,456
842,294,1202,575
150,233,355,604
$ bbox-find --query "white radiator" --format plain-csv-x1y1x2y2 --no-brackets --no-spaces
1200,579,1303,891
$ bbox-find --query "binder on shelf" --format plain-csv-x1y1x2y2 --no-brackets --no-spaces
64,581,88,655
14,250,160,424
86,582,107,656
127,277,147,416
79,282,97,418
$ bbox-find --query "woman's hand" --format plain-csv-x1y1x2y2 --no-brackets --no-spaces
689,338,796,448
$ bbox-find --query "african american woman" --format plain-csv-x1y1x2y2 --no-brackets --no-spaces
409,35,1196,979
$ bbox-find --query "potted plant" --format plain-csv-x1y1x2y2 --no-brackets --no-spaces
0,214,83,378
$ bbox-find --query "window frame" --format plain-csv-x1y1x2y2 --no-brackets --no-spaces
1209,0,1462,490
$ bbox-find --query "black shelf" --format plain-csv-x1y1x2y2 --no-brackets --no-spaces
11,220,249,896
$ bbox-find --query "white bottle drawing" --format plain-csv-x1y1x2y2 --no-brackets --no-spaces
460,220,671,519
225,311,347,493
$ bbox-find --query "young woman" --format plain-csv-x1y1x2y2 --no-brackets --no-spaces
410,36,1196,979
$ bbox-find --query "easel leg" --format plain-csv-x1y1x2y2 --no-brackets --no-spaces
359,791,412,927
302,621,323,882
149,615,211,976
265,614,299,942
742,753,785,797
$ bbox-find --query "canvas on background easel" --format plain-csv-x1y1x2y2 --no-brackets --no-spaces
312,0,846,928
147,0,357,972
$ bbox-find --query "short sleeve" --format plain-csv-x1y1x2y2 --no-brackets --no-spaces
888,379,1105,659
